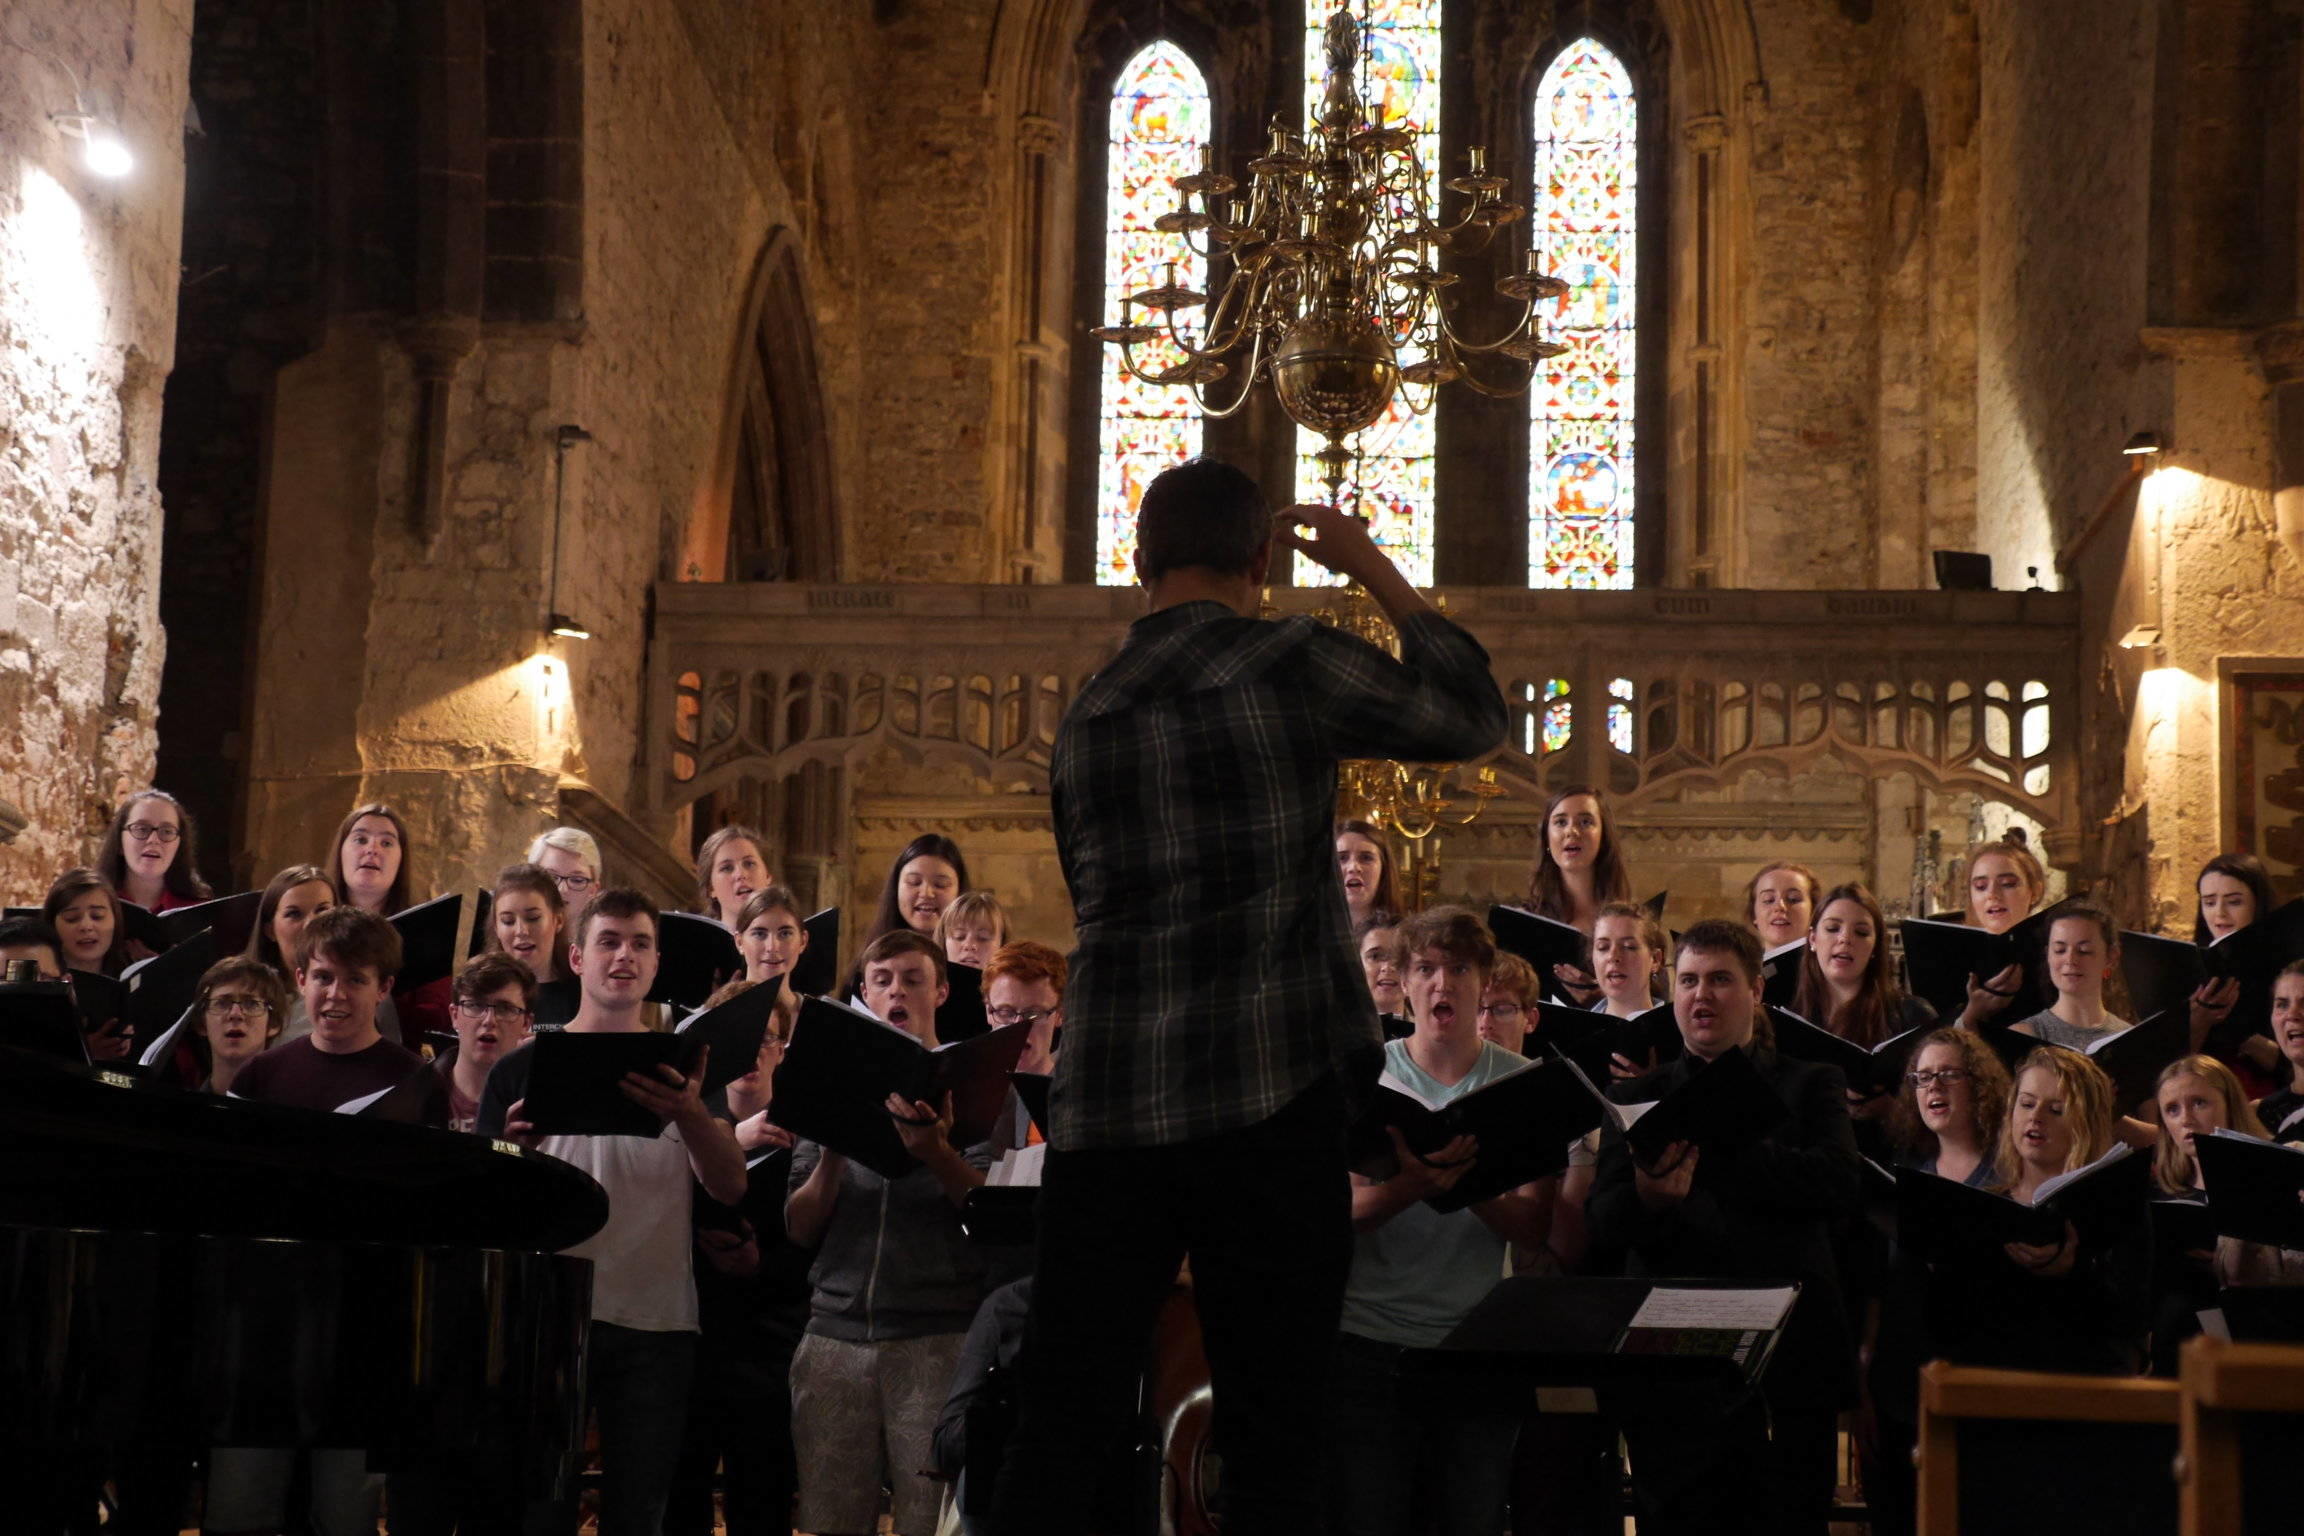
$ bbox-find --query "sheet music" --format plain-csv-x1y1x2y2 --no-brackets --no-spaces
987,1143,1046,1188
1627,1285,1797,1332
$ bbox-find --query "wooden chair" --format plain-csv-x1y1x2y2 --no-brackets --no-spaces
1915,1360,2180,1535
2177,1335,2304,1536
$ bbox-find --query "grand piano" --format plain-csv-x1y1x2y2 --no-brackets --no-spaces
0,1038,607,1529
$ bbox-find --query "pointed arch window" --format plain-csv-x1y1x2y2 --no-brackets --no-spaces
1293,0,1443,588
1093,42,1212,586
1528,39,1638,589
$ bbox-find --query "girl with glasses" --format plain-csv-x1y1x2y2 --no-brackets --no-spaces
1890,1028,2011,1187
96,789,213,915
527,825,604,930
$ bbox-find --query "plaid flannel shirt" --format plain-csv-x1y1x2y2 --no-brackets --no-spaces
1048,601,1507,1149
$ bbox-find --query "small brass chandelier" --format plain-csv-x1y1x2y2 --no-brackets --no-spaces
1311,585,1505,906
1093,4,1569,502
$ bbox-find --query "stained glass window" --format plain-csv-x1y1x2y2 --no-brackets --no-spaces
1529,40,1637,589
1541,680,1572,755
1532,677,1635,756
1608,676,1635,754
1294,1,1443,588
1094,43,1211,586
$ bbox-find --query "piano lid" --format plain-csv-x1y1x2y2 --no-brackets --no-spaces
0,1045,608,1252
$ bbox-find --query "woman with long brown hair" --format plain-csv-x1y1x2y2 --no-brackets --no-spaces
96,789,214,913
695,822,772,928
1746,860,1818,953
1794,882,1934,1050
1523,785,1632,931
326,803,413,915
1334,818,1401,924
1525,786,1634,1004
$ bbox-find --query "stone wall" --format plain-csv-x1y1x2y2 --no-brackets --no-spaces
0,0,192,903
1972,0,2161,587
241,0,793,902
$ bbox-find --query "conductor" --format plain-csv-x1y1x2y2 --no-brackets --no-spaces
991,458,1507,1533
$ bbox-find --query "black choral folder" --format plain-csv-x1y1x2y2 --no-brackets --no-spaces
1768,1008,1934,1097
650,910,744,1008
522,996,770,1137
388,894,462,995
120,929,217,1048
108,900,171,955
1760,938,1807,1008
769,996,1033,1179
2196,1128,2304,1251
1612,1045,1789,1168
2069,1009,2187,1110
1897,912,2052,1027
1348,1052,1609,1212
2119,929,2207,1031
937,961,986,1044
1488,906,1588,998
468,887,494,959
786,907,841,1000
1894,1142,2149,1259
674,974,782,1075
1008,1070,1051,1138
153,890,263,956
1529,1000,1680,1082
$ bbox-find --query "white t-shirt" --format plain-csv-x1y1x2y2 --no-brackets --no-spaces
541,1121,699,1333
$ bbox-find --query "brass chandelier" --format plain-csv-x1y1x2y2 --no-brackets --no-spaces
1093,5,1570,502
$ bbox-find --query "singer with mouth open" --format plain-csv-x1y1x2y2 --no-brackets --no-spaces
990,457,1506,1535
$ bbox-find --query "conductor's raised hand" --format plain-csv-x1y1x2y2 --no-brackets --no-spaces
1277,503,1392,585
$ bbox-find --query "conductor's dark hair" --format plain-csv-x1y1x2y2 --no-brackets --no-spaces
1134,457,1270,581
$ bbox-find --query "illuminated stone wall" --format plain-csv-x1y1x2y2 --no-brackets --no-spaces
0,1,192,903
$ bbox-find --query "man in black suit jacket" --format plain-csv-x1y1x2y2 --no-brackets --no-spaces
1586,918,1861,1536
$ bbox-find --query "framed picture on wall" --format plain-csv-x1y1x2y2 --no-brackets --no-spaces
2227,667,2304,901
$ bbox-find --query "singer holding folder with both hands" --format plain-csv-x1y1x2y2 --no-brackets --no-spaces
989,459,1507,1535
1585,919,1863,1536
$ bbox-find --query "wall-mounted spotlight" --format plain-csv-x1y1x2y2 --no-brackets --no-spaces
53,111,132,177
3,26,134,176
2122,431,2163,458
2117,624,2162,650
546,613,592,640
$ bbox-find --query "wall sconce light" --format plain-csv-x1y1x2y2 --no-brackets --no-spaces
2117,624,2162,650
2122,431,2163,458
544,425,594,641
5,28,134,176
53,110,132,177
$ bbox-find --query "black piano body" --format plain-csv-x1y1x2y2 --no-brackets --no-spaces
0,1044,607,1503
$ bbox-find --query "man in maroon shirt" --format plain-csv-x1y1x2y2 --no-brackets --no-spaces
230,905,429,1113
